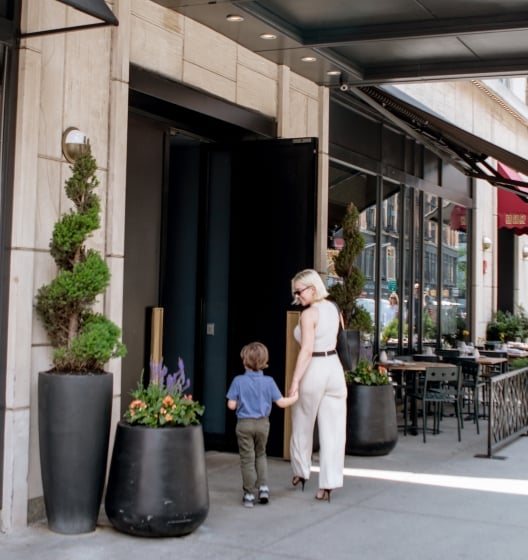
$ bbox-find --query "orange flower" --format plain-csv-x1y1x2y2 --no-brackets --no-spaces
129,399,146,410
124,358,205,427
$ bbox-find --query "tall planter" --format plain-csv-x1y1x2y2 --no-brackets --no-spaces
38,372,113,534
346,383,398,456
105,421,209,537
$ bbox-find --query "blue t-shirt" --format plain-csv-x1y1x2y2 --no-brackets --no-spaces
226,370,283,419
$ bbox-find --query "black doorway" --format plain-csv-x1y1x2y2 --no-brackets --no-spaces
161,138,318,456
123,109,317,456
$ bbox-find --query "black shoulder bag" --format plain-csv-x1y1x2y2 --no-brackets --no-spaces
332,301,359,372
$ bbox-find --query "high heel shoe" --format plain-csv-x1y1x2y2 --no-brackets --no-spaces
292,476,306,491
315,489,332,502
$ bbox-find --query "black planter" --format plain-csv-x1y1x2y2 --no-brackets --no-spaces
105,422,209,537
38,371,113,534
345,383,398,456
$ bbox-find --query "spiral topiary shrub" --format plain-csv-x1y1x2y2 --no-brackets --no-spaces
35,148,126,373
328,202,372,333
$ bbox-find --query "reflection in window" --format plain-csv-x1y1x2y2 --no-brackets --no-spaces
441,203,468,348
327,161,470,355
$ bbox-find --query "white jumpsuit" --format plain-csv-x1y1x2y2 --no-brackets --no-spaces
290,299,347,489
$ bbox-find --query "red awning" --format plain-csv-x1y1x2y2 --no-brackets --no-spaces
497,163,528,235
450,205,467,232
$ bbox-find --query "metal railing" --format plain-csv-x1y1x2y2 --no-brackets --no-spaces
482,366,528,458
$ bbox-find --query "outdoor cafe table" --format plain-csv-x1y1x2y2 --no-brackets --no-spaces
459,355,508,376
383,361,458,435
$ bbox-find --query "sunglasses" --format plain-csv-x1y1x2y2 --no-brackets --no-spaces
293,286,311,297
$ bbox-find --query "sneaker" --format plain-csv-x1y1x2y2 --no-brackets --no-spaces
258,486,270,504
243,493,255,508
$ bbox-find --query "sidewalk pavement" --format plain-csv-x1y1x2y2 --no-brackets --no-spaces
3,416,528,560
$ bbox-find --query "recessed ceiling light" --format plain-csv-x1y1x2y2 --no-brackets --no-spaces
260,33,277,40
327,70,341,76
226,14,244,22
301,56,317,62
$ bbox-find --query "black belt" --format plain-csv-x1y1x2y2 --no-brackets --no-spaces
312,350,337,357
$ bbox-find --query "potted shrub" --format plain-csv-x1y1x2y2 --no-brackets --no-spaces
35,148,127,534
486,308,528,344
328,202,372,372
345,358,398,456
105,358,209,537
328,203,397,456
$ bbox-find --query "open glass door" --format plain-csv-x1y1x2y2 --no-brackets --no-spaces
162,137,318,456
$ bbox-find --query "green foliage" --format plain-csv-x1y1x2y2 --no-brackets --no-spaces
423,311,436,340
510,357,528,370
329,203,373,333
345,358,390,386
35,149,126,372
124,359,204,427
52,314,127,372
381,317,407,344
486,307,528,342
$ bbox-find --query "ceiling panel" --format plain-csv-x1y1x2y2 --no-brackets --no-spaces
151,0,528,86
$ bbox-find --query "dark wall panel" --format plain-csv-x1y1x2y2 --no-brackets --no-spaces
498,228,515,313
330,99,381,161
121,112,166,413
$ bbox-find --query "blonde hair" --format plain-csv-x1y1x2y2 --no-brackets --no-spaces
291,269,329,304
240,342,269,371
389,292,399,305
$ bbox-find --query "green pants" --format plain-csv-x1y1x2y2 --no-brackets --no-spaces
235,417,270,494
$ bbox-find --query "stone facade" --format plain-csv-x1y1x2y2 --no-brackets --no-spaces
1,0,324,531
1,0,527,531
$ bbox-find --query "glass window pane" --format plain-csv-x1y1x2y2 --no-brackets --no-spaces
441,201,468,348
380,182,400,351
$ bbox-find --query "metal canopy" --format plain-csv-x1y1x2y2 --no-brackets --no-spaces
20,0,118,38
151,0,528,87
347,85,528,197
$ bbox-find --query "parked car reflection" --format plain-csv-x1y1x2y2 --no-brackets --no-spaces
357,297,392,329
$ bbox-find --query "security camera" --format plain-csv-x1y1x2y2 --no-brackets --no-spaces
340,83,349,92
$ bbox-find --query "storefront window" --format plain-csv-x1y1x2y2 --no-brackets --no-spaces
327,161,470,356
440,201,468,348
379,182,400,349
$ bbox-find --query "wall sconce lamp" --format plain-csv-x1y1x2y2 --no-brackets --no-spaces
522,245,528,260
62,127,90,163
482,236,492,251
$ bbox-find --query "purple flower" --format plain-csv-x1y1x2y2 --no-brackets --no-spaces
149,359,168,386
152,357,190,394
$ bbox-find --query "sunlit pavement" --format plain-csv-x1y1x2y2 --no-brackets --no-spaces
3,415,528,560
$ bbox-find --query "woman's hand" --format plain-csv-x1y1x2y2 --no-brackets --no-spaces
288,380,299,397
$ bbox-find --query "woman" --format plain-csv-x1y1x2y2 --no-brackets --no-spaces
386,292,399,323
287,269,347,502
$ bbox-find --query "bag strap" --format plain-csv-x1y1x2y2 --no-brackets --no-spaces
330,300,345,330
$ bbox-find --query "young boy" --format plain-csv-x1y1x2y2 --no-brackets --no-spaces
226,341,298,508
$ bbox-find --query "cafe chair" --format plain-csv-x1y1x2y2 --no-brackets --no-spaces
460,360,484,434
406,365,463,443
436,349,461,362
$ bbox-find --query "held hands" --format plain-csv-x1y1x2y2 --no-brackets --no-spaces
288,380,299,398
